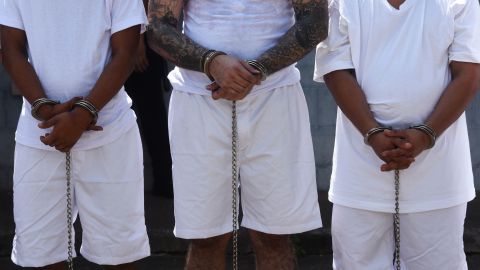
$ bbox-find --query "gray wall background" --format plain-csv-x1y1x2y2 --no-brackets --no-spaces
1,52,480,191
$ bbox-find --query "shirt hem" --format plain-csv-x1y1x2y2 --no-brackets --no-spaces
0,18,24,30
313,61,354,83
328,191,476,214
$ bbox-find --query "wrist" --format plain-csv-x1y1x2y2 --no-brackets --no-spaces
72,99,99,127
36,104,55,121
409,124,436,149
202,50,227,81
31,98,59,121
364,126,391,145
70,107,95,129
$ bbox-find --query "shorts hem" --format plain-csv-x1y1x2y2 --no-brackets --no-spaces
174,224,233,239
241,218,323,235
329,192,476,213
81,249,150,266
11,254,77,268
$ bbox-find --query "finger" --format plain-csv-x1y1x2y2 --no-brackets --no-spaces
206,82,220,91
55,145,70,153
384,129,408,139
87,125,103,131
38,117,58,129
53,97,82,113
391,137,412,150
381,161,398,172
40,133,58,146
212,88,225,100
381,148,413,159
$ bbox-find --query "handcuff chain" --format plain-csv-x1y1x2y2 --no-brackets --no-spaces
394,169,401,270
232,101,239,270
66,152,74,270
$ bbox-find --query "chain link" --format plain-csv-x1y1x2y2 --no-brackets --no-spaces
66,152,74,270
394,169,400,270
231,101,239,270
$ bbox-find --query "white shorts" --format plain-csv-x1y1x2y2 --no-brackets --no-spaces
169,83,322,239
12,126,150,267
332,204,468,270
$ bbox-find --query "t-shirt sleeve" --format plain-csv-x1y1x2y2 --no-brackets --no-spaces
448,0,480,63
110,0,148,35
0,0,24,30
313,0,354,83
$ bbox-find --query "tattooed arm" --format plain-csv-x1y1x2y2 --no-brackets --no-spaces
147,0,260,100
256,0,328,75
147,0,207,71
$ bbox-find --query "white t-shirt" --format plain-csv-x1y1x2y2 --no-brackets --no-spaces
0,0,148,151
168,0,301,95
314,0,480,213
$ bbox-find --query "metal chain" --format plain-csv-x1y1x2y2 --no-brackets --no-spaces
394,169,400,270
66,152,74,270
231,101,239,270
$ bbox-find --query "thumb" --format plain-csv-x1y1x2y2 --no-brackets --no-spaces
55,97,82,113
38,117,58,129
241,61,260,75
383,129,408,138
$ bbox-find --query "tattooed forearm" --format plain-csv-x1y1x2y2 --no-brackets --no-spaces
147,0,208,72
256,0,328,75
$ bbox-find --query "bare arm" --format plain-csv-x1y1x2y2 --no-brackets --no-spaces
384,62,480,159
324,70,414,171
425,61,480,135
83,25,141,110
147,0,206,72
324,70,377,134
147,0,260,100
1,26,47,104
256,0,328,75
38,25,141,152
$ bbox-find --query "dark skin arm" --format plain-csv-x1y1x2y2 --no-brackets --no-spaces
147,0,261,101
1,26,83,121
38,25,141,152
324,69,414,171
134,0,150,73
383,61,480,159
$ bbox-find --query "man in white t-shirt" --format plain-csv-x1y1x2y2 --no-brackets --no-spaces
0,0,150,268
314,0,480,269
147,0,328,269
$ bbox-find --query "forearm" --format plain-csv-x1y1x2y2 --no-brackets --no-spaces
256,0,328,75
425,62,480,135
83,50,136,111
147,0,208,72
324,70,378,134
3,48,47,104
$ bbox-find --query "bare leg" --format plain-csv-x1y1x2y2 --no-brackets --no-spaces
38,262,67,270
103,263,137,270
249,230,298,270
185,233,231,270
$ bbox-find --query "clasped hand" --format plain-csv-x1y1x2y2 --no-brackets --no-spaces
37,97,103,152
206,55,262,101
369,129,432,172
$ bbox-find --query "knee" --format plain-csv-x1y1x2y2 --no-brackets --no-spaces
249,230,291,251
190,233,231,251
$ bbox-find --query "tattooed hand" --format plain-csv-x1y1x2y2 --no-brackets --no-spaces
256,0,328,76
205,55,262,101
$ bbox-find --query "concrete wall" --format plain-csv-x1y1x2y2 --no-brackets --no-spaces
1,53,480,190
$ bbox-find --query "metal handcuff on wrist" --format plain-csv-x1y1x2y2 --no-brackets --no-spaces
364,124,436,270
31,98,99,270
203,52,268,270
